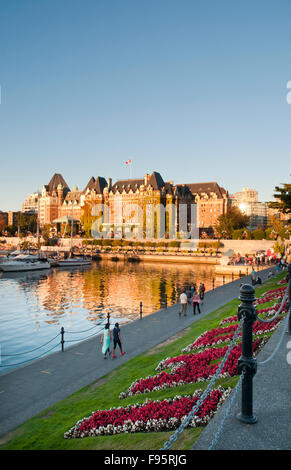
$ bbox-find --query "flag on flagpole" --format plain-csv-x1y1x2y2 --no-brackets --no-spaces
125,159,132,177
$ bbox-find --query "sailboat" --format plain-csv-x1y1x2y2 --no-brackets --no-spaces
56,202,92,267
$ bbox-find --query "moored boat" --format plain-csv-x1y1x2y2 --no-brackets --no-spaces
57,257,92,267
0,255,51,272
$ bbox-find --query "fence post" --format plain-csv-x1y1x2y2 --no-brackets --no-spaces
223,275,225,285
140,301,143,320
232,272,234,281
61,327,65,352
165,294,167,309
236,284,258,424
212,279,215,290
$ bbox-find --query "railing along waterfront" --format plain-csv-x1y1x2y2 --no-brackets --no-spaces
0,308,139,370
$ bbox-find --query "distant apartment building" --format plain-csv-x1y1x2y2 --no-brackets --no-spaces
184,182,231,237
232,187,268,229
21,192,41,214
234,187,258,204
8,211,21,226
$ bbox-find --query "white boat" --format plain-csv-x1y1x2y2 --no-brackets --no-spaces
0,254,51,272
0,250,23,262
57,258,92,267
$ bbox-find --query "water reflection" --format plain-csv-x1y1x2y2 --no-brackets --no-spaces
0,260,229,372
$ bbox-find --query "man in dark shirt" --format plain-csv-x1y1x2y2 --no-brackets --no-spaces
112,322,125,358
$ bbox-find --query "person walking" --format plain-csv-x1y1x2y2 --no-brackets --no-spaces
199,282,205,304
192,292,201,315
101,323,111,359
190,283,197,297
112,322,125,358
179,290,188,317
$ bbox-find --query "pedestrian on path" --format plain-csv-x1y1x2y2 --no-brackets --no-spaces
192,293,201,315
190,283,197,297
186,287,192,304
179,290,188,317
101,323,111,359
112,322,125,358
199,282,205,304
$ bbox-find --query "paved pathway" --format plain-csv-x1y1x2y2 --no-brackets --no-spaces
0,266,285,447
192,317,291,450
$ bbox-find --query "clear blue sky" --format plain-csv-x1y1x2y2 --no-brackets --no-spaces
1,0,291,211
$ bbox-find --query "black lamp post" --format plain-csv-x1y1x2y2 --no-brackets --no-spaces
237,283,258,424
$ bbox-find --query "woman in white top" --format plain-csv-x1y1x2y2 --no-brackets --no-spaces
101,323,111,359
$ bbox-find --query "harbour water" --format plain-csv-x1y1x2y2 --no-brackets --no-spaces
0,259,231,374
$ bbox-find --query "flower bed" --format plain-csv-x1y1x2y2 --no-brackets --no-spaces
119,339,263,399
183,315,284,352
64,279,287,441
64,386,231,439
255,287,286,305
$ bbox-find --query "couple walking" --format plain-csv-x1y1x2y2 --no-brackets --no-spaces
101,322,125,359
179,282,205,317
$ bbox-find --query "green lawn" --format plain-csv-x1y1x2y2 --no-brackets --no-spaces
1,271,287,450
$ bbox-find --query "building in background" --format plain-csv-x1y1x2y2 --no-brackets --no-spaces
232,187,269,230
59,186,84,222
82,171,195,238
8,211,21,226
184,182,231,237
38,173,70,226
21,192,41,214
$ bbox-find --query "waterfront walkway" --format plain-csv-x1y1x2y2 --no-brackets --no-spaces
0,267,289,450
192,316,291,450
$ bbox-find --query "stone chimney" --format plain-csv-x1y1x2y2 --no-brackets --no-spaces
107,177,112,189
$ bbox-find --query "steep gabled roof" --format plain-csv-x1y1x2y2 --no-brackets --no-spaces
112,171,165,193
112,178,144,193
48,173,70,192
148,171,165,190
84,176,96,192
84,176,108,194
94,177,108,194
185,182,228,198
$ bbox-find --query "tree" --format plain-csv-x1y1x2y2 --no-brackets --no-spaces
268,183,291,215
0,213,6,234
252,229,266,240
81,201,99,237
215,206,250,239
16,212,37,235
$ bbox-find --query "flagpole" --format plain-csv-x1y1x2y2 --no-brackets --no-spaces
126,159,133,178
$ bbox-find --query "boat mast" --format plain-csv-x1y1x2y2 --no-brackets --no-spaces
70,200,73,257
37,198,40,251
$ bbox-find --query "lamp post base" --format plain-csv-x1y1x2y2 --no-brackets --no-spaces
236,412,257,424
